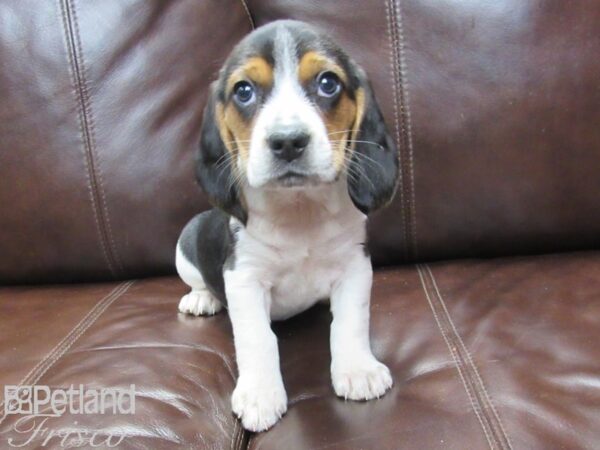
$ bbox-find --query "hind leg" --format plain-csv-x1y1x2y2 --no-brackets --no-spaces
176,243,223,316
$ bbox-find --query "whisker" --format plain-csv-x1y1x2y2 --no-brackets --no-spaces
223,139,252,146
344,147,386,172
341,153,376,191
327,130,354,136
214,153,236,173
346,140,385,150
346,165,374,191
214,151,233,169
344,171,358,186
226,166,247,192
329,139,385,150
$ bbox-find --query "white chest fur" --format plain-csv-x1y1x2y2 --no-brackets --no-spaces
229,180,366,320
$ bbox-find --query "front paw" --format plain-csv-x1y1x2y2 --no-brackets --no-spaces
178,290,222,316
332,356,393,401
231,377,288,432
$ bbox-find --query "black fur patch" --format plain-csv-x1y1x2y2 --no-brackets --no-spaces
179,209,237,304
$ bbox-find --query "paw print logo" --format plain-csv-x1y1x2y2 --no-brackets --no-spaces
4,386,33,415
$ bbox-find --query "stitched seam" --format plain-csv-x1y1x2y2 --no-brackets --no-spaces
395,0,418,259
0,281,134,427
60,0,123,277
230,420,237,450
416,265,496,450
237,421,244,450
427,266,513,449
0,282,132,408
231,418,248,450
390,0,415,260
238,0,255,30
69,0,124,274
236,420,241,450
59,0,112,276
384,0,408,260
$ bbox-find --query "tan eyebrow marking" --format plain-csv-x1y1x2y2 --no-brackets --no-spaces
298,51,348,85
226,56,274,94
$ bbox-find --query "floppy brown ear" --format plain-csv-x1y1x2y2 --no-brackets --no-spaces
196,83,247,224
346,74,399,215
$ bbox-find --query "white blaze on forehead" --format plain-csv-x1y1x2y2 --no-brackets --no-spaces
267,26,306,126
273,26,298,81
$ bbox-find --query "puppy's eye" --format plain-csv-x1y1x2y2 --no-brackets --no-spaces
317,72,341,98
233,81,255,105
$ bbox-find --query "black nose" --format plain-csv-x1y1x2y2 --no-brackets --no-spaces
267,128,310,162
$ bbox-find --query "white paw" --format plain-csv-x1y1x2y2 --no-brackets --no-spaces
178,290,223,316
332,356,393,401
231,377,288,432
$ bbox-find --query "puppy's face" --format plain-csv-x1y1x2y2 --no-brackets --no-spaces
197,20,398,222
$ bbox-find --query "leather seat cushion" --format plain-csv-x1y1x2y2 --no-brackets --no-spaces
1,251,599,449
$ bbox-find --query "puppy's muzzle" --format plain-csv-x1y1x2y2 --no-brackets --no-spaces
267,126,311,163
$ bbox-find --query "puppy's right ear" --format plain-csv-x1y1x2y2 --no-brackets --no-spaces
196,83,247,224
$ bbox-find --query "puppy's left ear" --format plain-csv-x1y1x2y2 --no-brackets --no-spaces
347,70,399,215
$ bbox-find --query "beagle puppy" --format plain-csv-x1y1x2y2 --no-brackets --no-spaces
176,20,398,432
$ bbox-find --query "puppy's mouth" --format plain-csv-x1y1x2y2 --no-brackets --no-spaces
276,171,310,187
270,170,321,188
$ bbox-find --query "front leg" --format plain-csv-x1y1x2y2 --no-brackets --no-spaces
330,251,393,400
224,270,287,432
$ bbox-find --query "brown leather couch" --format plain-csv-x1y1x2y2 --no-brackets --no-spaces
1,1,599,449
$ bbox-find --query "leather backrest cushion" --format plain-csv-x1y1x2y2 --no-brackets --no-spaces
0,0,252,283
1,0,599,283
